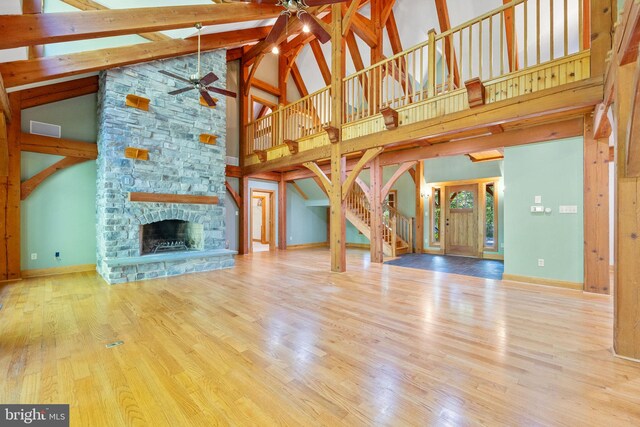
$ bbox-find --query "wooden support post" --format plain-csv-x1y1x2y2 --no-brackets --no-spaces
239,176,250,255
329,4,346,272
370,0,383,64
278,54,288,105
278,175,287,250
415,161,425,254
0,93,21,281
370,156,384,263
614,62,640,359
591,0,613,77
584,114,610,294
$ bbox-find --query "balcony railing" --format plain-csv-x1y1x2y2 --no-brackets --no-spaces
245,0,590,159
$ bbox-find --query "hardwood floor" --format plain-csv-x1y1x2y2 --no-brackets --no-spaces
1,248,639,426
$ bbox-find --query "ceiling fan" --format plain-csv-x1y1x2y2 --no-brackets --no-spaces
159,23,236,107
261,0,346,46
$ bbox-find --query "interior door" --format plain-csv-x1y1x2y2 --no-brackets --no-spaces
445,184,479,257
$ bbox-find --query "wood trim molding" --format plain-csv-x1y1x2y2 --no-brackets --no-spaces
20,133,98,159
129,192,219,205
22,263,95,279
225,181,241,207
502,274,583,291
287,242,328,250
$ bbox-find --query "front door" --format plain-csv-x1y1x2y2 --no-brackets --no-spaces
445,184,479,257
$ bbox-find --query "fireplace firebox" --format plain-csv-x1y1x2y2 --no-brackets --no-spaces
141,220,204,255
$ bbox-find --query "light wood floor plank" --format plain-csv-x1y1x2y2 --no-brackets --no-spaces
0,248,639,426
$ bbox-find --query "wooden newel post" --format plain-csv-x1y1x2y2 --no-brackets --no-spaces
427,29,437,98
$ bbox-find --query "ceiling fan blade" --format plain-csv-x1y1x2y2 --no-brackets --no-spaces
265,12,289,46
200,72,219,86
168,86,196,95
159,70,192,84
207,87,237,98
200,90,217,107
299,11,331,44
303,0,345,5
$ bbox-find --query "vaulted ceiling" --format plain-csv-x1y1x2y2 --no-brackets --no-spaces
0,0,505,93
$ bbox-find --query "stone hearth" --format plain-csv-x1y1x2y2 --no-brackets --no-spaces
96,50,235,284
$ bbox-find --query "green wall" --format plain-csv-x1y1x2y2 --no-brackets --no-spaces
20,94,98,270
286,179,328,246
503,138,584,283
423,155,505,254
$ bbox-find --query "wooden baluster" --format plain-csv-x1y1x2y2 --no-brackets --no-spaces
536,0,541,64
563,0,568,56
500,10,505,75
550,0,554,60
468,25,472,79
391,216,397,257
428,29,436,98
511,4,516,71
419,43,425,101
524,0,528,68
489,14,494,78
479,21,483,80
578,0,583,51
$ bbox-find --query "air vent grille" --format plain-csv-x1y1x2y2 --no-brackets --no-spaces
30,120,61,139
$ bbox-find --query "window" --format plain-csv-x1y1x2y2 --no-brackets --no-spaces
430,187,441,246
484,182,498,251
385,190,397,209
449,190,474,209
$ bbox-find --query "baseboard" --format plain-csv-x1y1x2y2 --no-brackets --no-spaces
22,264,96,279
423,248,444,255
286,242,329,250
483,253,504,261
502,274,583,291
346,243,370,249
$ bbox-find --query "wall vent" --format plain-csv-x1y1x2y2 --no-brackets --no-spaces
226,156,239,166
30,120,61,138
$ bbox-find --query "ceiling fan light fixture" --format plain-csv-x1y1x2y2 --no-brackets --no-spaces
272,46,280,54
303,24,310,33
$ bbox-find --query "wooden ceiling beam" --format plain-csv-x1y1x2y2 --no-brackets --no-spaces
434,0,461,88
341,0,361,35
290,63,309,97
0,3,281,50
20,133,97,159
0,27,271,89
309,39,331,86
503,0,520,72
252,78,281,97
60,0,172,42
20,76,99,109
385,10,403,55
350,13,378,48
345,31,365,72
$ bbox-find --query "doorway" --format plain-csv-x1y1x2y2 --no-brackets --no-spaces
251,189,275,252
445,184,479,257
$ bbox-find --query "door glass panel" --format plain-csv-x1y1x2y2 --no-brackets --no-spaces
432,187,441,243
485,183,495,248
449,190,474,209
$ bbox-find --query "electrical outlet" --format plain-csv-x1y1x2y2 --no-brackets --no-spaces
30,253,38,260
538,258,545,267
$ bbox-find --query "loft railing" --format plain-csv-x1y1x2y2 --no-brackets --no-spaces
245,0,589,157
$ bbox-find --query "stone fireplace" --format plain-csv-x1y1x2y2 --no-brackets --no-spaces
96,50,235,284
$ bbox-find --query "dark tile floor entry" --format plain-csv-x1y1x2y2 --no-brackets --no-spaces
385,253,504,280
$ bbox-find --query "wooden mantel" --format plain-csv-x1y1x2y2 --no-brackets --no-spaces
129,192,219,205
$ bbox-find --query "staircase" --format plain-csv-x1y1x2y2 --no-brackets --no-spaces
345,185,412,257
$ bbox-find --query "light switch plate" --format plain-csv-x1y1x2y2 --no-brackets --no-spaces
535,195,542,204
